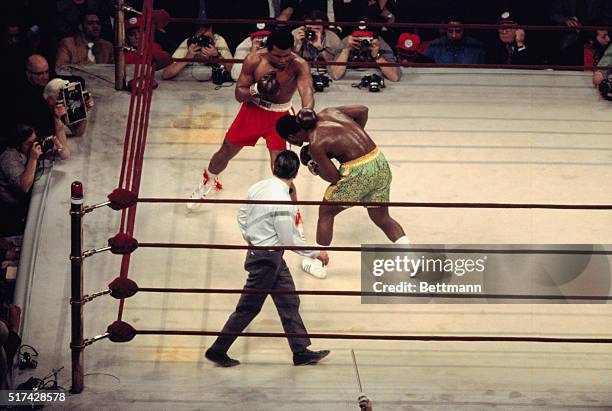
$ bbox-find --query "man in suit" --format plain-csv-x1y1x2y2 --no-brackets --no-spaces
55,11,114,68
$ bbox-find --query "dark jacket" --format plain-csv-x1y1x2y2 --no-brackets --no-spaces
487,42,535,65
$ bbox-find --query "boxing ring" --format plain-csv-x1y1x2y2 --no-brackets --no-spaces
11,2,612,409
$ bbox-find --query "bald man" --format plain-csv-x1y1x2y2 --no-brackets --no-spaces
13,55,93,138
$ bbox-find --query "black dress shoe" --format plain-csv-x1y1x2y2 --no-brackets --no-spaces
293,349,330,366
205,348,240,367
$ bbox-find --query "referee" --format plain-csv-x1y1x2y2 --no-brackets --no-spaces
205,150,330,367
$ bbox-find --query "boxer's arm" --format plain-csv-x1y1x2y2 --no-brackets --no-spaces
296,58,314,109
235,54,259,103
309,143,340,184
335,105,369,129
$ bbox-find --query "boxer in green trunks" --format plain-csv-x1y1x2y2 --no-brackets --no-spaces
275,105,409,246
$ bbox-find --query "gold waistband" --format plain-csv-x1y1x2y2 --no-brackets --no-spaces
341,147,381,168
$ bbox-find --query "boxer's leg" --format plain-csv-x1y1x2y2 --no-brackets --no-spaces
316,203,346,246
208,138,244,175
367,206,406,243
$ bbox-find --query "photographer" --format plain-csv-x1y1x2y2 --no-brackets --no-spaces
0,302,21,389
231,26,271,81
162,24,233,81
0,123,68,236
330,29,401,82
593,44,612,87
292,10,342,63
124,17,172,70
43,78,93,138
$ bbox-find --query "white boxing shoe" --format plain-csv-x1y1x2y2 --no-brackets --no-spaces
186,172,223,210
302,258,327,279
186,182,209,210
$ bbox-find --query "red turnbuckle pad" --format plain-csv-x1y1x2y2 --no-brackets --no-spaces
107,188,138,210
107,321,137,343
109,277,139,299
108,233,139,254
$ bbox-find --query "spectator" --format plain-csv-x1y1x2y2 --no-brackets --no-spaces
162,24,233,81
1,19,28,84
593,43,612,86
332,0,368,28
0,303,21,390
550,0,612,65
55,0,114,42
2,16,55,74
13,56,93,139
331,28,401,82
292,10,343,63
277,0,328,22
56,12,114,67
584,29,610,67
369,0,397,24
124,17,172,70
366,0,400,47
205,0,271,52
426,20,485,64
43,78,92,138
11,55,52,138
486,12,535,65
396,33,433,64
231,25,271,81
0,123,69,236
0,239,19,269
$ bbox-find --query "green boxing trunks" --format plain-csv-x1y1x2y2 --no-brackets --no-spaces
324,147,391,207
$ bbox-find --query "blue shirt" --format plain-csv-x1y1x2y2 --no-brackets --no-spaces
426,36,485,65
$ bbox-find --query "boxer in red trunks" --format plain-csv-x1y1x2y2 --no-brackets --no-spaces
188,29,314,208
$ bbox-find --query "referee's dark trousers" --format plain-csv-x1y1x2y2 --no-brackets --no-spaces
210,250,311,353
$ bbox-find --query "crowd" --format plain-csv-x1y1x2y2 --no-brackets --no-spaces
0,0,610,388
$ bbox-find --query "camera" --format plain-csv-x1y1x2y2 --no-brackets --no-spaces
599,78,612,101
211,64,233,85
349,36,374,62
358,74,385,92
304,27,317,42
187,34,211,48
312,72,331,92
360,38,371,48
18,345,38,370
258,36,268,48
37,135,55,154
19,352,38,370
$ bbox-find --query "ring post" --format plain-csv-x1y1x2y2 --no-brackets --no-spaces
115,0,126,91
70,181,85,393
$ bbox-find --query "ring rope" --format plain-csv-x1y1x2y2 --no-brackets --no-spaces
116,0,157,321
135,287,612,301
134,329,612,344
171,56,612,71
138,197,612,209
167,17,612,32
136,243,612,255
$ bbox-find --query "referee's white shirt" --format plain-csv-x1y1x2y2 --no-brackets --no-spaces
238,177,320,259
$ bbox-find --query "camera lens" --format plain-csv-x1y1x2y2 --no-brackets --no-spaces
305,28,316,42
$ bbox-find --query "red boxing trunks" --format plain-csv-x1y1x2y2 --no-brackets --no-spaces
226,100,294,151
